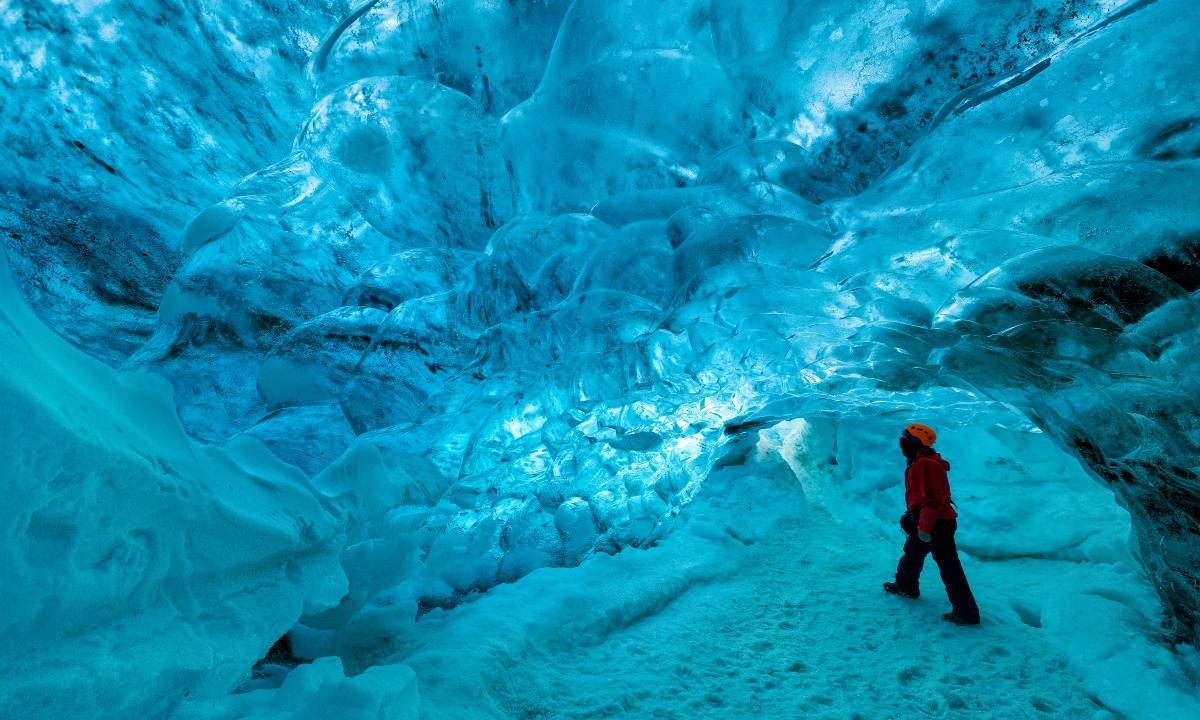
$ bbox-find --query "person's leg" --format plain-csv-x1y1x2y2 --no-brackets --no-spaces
894,532,931,596
930,520,980,621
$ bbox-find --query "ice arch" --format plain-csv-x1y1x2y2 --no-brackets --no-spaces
2,0,1199,717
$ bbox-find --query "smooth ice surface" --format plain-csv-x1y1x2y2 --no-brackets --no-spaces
2,0,1199,717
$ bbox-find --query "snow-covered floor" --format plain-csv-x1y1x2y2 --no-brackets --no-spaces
385,433,1200,720
492,515,1099,719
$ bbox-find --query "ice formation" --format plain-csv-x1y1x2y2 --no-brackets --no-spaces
2,0,1199,718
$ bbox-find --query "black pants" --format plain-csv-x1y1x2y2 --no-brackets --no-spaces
895,515,980,621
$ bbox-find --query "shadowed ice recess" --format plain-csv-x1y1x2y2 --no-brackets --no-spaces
2,0,1199,718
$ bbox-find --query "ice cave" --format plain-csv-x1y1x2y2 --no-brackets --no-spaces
2,0,1199,718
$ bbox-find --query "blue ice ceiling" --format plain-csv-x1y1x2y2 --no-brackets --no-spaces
2,0,1199,718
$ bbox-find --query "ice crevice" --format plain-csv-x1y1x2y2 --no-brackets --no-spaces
1,0,1199,718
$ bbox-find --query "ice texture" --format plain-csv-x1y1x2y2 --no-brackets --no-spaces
2,0,1200,717
0,0,354,364
0,250,350,719
395,422,1200,719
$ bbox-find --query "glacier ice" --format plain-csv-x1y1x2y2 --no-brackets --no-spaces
0,0,349,364
0,249,349,718
2,0,1200,717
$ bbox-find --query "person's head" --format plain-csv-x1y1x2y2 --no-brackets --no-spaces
899,423,936,460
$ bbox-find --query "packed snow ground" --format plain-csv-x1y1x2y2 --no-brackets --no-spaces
373,429,1200,720
488,514,1099,719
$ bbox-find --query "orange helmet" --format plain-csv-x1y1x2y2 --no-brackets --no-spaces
903,423,937,446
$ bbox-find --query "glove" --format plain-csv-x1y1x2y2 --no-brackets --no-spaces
918,531,932,543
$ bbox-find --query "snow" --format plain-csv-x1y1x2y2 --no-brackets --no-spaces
175,658,419,720
375,427,1200,719
0,248,350,719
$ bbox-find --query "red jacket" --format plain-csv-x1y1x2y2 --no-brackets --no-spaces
905,451,957,534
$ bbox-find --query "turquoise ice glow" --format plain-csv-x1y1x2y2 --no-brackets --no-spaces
2,1,1198,718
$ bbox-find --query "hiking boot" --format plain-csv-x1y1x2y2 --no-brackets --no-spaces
883,582,918,599
942,612,981,626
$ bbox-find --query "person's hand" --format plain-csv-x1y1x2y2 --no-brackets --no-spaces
918,531,932,543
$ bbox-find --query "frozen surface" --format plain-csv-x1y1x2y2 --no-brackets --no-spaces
174,657,419,720
0,0,355,363
2,0,1199,717
391,426,1200,719
0,250,349,719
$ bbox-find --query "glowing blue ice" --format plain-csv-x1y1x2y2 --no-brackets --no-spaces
2,0,1198,718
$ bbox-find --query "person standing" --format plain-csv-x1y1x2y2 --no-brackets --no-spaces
883,424,981,625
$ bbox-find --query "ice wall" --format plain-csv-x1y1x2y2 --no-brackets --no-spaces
3,0,1199,665
0,247,350,719
0,0,353,363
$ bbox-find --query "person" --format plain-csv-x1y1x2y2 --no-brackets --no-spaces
883,423,981,625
